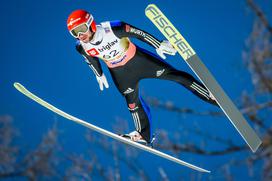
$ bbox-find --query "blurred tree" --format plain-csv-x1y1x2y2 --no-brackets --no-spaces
0,116,60,180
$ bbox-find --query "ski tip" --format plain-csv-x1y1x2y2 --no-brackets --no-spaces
13,82,23,90
13,82,28,94
13,82,20,89
145,4,157,14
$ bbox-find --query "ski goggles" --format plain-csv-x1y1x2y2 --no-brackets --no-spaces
70,23,90,38
69,16,94,38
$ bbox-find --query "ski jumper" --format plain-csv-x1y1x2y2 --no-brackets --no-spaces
75,20,218,143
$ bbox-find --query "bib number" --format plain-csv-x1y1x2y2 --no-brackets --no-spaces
103,50,119,59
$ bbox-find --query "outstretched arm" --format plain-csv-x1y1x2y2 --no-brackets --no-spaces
111,20,161,49
111,20,176,59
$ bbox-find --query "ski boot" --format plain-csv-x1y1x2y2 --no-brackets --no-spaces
120,131,156,148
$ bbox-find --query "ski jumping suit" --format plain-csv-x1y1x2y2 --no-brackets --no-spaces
75,21,218,143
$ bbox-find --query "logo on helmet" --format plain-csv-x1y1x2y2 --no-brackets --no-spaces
68,18,81,26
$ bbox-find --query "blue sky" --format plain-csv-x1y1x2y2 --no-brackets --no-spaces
1,0,269,180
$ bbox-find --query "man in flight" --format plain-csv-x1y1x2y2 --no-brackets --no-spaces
67,9,218,146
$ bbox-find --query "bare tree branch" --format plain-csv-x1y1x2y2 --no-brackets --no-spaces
246,0,272,34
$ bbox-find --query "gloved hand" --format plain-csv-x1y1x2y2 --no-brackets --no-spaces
156,40,177,59
96,73,109,91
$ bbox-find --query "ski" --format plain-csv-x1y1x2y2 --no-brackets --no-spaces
14,82,210,173
145,4,262,152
